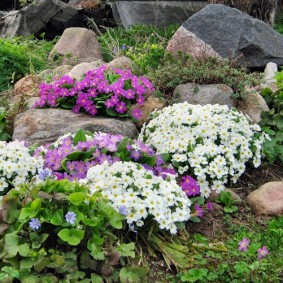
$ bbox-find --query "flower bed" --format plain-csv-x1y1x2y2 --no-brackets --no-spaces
139,103,267,197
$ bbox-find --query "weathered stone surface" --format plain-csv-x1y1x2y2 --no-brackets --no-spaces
13,108,139,146
39,65,74,81
166,26,222,59
0,0,80,38
112,0,207,28
48,27,103,62
246,182,283,216
261,62,278,92
131,97,165,128
209,188,243,204
10,75,42,106
237,91,269,123
173,83,236,107
171,4,283,68
68,60,104,81
107,57,136,71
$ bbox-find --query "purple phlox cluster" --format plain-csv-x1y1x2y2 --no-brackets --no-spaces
65,211,77,225
257,246,269,259
194,204,204,218
238,237,250,251
29,218,41,230
34,65,154,119
180,175,200,197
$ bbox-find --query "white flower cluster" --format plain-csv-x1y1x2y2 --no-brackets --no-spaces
85,161,191,234
0,140,44,193
139,103,267,197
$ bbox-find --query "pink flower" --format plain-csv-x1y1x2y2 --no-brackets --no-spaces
131,108,143,120
257,246,269,259
238,238,250,251
195,204,203,218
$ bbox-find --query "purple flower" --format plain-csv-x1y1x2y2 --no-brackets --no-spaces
238,238,250,251
121,44,127,50
257,246,269,259
115,101,127,114
118,205,128,215
29,218,41,230
131,108,143,120
38,168,52,181
195,204,203,218
130,150,141,161
65,212,77,225
180,176,200,197
206,201,213,211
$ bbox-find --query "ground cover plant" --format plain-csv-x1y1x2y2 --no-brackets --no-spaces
0,36,57,92
34,65,154,120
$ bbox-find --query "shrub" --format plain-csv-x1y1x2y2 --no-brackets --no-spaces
0,178,135,282
34,129,176,181
139,103,267,197
0,36,57,92
34,65,154,120
0,140,43,196
85,161,191,234
147,53,262,99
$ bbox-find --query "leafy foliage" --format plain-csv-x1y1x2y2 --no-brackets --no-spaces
96,24,178,73
0,179,135,282
0,109,11,142
260,75,283,163
0,36,57,92
147,53,262,100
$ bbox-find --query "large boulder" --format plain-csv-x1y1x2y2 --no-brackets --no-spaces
173,83,236,108
12,108,139,146
48,27,103,62
112,1,207,29
0,0,81,38
246,182,283,216
167,4,283,68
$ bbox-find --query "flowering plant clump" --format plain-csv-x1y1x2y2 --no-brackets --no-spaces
0,179,135,282
0,140,44,195
85,161,192,234
139,102,267,197
33,65,154,120
34,129,175,181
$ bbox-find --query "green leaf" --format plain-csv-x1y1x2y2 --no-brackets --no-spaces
181,268,208,282
224,205,238,213
31,198,41,211
58,228,85,246
119,266,150,283
34,257,50,272
106,107,118,117
50,209,64,225
19,207,36,220
160,153,170,162
18,243,30,257
20,258,34,269
73,129,87,146
109,213,125,229
68,192,86,206
116,243,135,258
4,233,19,258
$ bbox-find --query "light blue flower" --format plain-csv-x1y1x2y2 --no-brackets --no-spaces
118,205,128,215
29,218,41,230
38,168,52,181
65,211,77,225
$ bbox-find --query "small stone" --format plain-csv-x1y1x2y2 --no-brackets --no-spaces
246,182,283,216
107,56,136,71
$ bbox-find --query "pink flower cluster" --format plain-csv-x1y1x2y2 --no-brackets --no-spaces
34,133,175,181
33,65,154,119
180,175,200,197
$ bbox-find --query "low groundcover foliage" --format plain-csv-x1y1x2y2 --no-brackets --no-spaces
139,102,267,197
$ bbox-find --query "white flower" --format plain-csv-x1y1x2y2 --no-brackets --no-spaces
85,161,191,234
139,102,266,197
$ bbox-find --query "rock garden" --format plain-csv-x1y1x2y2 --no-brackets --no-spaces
0,1,282,282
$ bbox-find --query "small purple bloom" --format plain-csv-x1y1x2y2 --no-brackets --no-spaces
65,212,77,225
118,205,128,215
258,246,269,259
130,150,141,161
195,204,203,218
29,218,41,230
38,168,52,180
206,201,213,211
121,44,127,50
238,238,250,251
131,108,143,120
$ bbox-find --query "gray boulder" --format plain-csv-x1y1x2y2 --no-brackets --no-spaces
12,108,139,146
168,4,283,68
112,1,207,29
173,83,236,108
0,0,80,38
